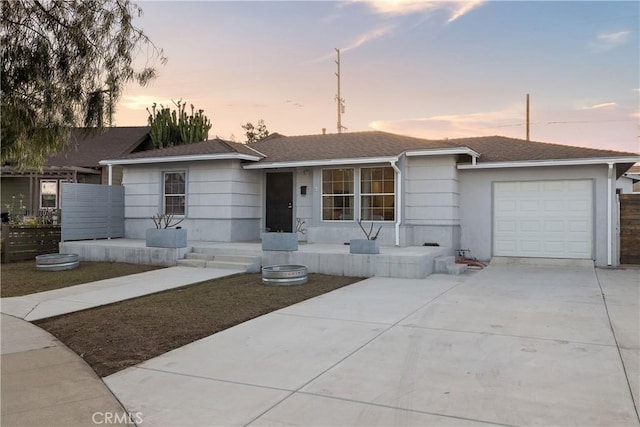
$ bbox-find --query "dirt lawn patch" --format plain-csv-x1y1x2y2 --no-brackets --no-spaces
36,273,362,377
1,261,163,297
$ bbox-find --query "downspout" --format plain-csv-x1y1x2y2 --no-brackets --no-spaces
107,163,114,241
390,158,401,246
607,162,614,266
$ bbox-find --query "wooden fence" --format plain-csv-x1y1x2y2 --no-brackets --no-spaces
619,194,640,265
1,225,61,263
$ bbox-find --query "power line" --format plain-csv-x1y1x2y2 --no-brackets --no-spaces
546,119,636,125
473,118,636,131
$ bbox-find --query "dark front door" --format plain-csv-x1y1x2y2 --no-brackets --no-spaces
265,172,293,232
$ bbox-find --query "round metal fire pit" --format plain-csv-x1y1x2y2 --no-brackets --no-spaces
262,265,308,286
36,253,80,271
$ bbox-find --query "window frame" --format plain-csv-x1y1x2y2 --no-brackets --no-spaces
321,167,355,222
39,179,58,210
162,170,187,216
359,166,396,222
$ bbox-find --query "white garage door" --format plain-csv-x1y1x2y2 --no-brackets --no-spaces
493,180,593,259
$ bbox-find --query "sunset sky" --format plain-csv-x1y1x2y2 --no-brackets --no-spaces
117,1,639,153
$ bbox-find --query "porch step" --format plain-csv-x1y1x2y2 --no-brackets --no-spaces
177,252,261,273
434,255,467,275
446,263,467,275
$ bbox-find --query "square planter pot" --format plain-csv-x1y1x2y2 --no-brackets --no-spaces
349,239,379,254
146,228,187,248
262,232,298,251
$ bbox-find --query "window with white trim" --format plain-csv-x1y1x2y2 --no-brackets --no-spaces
40,180,58,209
322,168,354,221
360,167,395,221
163,171,186,215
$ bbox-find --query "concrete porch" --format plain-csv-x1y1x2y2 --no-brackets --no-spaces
59,239,456,279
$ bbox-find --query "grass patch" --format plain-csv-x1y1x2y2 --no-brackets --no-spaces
35,273,362,377
1,261,163,297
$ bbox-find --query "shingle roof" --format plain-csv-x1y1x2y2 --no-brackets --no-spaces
249,131,459,162
46,127,150,167
447,135,637,163
627,165,640,174
100,130,638,166
248,132,637,163
113,138,260,160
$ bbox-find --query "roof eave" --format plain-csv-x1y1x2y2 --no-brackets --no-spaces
457,156,640,170
405,147,480,159
242,156,400,170
120,131,151,155
244,147,480,170
1,165,101,175
99,153,261,166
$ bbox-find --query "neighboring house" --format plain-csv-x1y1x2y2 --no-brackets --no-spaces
1,127,151,216
618,165,640,193
100,132,639,267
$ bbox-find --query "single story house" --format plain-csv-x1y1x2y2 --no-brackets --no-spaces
617,165,640,193
1,127,151,216
100,131,639,267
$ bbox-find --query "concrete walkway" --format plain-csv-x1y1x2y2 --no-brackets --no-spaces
1,266,242,321
1,314,130,426
596,267,640,410
1,266,244,427
105,263,639,427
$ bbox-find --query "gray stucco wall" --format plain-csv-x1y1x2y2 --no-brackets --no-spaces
293,168,312,241
296,155,461,248
459,164,616,266
122,159,262,242
303,162,402,246
404,155,460,248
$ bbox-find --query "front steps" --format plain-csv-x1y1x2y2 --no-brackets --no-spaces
177,252,261,273
434,255,467,275
60,240,469,278
180,247,464,278
263,246,457,279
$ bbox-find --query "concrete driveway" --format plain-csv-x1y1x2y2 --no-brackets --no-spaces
105,261,639,426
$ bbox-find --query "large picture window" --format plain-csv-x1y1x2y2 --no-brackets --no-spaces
322,168,354,221
164,171,186,215
360,167,395,221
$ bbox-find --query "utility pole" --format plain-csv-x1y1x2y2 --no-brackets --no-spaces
526,93,530,141
335,48,346,133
